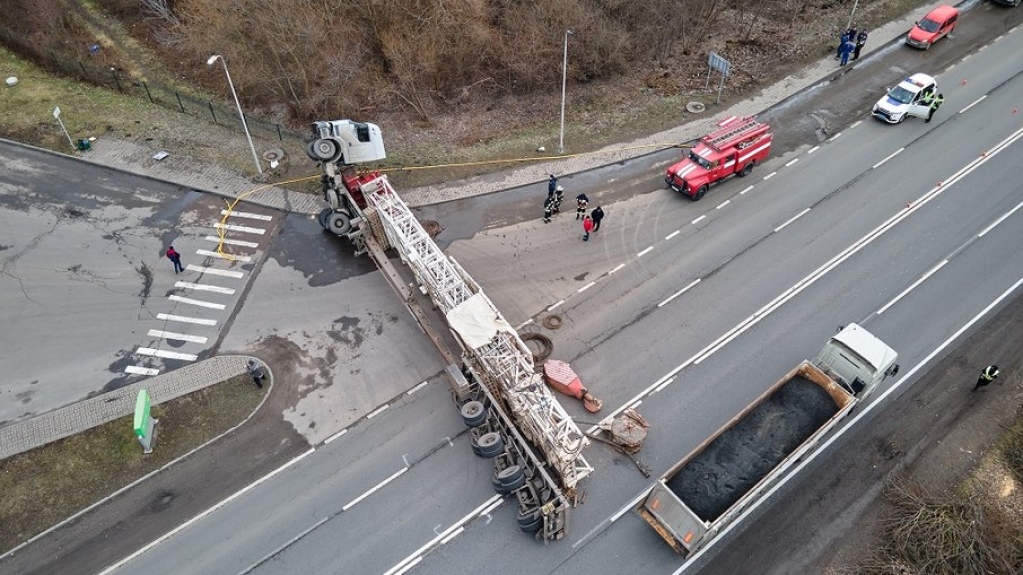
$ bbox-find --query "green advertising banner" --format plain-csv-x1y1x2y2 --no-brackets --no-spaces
134,389,151,438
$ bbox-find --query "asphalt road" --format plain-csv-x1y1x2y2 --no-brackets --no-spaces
5,3,1023,575
0,146,280,424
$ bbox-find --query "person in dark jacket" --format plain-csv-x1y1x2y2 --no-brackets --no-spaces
543,197,554,224
853,29,868,60
591,206,605,231
548,174,558,198
839,39,854,66
247,359,266,389
973,365,999,391
835,31,850,59
166,246,184,274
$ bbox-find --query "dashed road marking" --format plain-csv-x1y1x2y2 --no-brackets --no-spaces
147,329,208,344
807,145,821,154
185,265,244,278
196,249,252,262
577,281,596,293
637,246,654,257
658,278,701,308
169,294,227,310
773,208,811,233
665,230,680,240
784,158,799,167
739,185,755,195
872,148,905,170
691,215,706,225
136,347,198,361
959,95,986,115
763,171,778,180
716,199,730,209
157,313,217,326
174,281,236,295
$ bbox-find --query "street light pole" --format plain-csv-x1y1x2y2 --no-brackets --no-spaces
845,0,860,32
559,30,573,155
207,54,262,175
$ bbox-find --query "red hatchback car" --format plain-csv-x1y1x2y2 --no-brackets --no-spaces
906,5,959,49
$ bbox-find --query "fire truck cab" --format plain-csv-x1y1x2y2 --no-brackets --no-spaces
665,116,772,201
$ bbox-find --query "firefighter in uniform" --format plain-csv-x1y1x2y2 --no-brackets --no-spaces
925,92,944,123
553,185,564,213
543,196,554,224
973,365,999,391
575,193,589,220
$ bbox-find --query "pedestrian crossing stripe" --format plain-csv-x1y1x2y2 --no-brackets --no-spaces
185,264,244,278
125,365,160,376
195,249,252,262
136,347,198,361
204,235,259,248
214,222,265,235
147,329,208,344
157,313,217,326
174,280,236,295
220,209,273,221
169,294,227,310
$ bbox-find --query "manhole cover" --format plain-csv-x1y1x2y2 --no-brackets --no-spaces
685,101,706,114
263,148,285,162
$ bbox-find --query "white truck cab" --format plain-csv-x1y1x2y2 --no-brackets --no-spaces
872,73,937,124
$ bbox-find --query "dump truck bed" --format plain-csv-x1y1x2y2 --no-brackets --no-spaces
640,361,856,554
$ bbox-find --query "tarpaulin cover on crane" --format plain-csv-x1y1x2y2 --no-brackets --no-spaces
446,293,512,349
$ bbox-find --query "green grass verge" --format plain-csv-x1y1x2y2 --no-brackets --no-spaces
0,375,264,553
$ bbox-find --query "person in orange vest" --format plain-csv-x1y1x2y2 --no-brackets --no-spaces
582,215,594,241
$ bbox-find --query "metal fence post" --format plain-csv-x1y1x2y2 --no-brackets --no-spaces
208,102,217,123
142,81,154,103
175,92,185,113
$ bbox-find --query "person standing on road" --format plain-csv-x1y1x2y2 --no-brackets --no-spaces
575,193,589,220
166,245,184,274
582,215,594,242
553,185,564,213
548,174,558,199
853,29,869,60
247,359,266,389
973,365,1000,391
543,196,554,224
591,206,605,232
925,93,944,123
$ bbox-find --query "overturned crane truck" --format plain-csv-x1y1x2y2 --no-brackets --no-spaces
307,120,591,541
665,116,772,201
638,323,899,558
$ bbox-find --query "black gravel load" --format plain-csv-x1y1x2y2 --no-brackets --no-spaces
665,375,839,522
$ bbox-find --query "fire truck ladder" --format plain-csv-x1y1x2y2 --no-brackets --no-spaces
359,175,593,490
705,117,761,148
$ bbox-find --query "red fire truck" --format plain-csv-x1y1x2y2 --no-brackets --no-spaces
665,116,772,201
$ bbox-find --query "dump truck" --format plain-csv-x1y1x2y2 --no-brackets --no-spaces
638,323,899,557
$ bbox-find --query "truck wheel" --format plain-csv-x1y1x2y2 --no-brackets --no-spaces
476,432,504,458
317,208,332,229
691,185,708,201
325,211,353,236
738,163,754,177
492,475,513,495
309,138,343,163
497,465,524,486
460,400,487,427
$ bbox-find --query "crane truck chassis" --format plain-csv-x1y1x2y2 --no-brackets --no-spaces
306,120,590,541
638,323,899,558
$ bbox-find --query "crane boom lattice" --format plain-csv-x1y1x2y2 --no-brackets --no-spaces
360,175,593,489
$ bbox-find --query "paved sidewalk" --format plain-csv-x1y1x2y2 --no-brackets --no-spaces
0,356,250,459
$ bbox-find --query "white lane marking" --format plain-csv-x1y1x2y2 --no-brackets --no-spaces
773,208,811,233
651,376,675,394
439,527,464,546
577,281,596,293
849,120,863,129
959,95,987,114
978,199,1023,238
784,158,799,167
876,260,949,315
479,498,503,516
125,366,159,376
608,263,626,275
828,132,842,142
324,428,348,445
342,467,407,512
691,215,707,225
214,222,265,235
515,318,534,330
367,404,390,419
147,330,208,344
168,294,226,310
739,185,755,195
573,490,649,550
220,209,273,221
407,380,430,395
196,249,252,263
547,299,565,311
674,274,1023,575
807,145,821,154
665,230,681,240
716,200,730,210
185,265,244,278
157,313,218,326
872,147,905,170
205,236,259,248
391,557,422,575
383,495,502,575
658,278,701,308
135,347,198,361
763,171,777,180
630,400,643,410
174,281,236,295
637,246,654,257
593,124,1023,437
95,448,315,575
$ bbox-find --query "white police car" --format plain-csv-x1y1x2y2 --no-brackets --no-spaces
872,73,937,124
